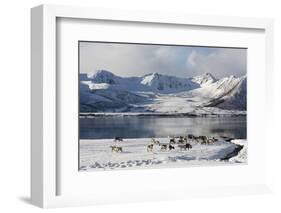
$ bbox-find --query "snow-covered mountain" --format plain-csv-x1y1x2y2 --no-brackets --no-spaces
140,72,199,92
206,76,247,110
191,72,217,87
80,70,247,114
192,75,246,110
83,70,199,93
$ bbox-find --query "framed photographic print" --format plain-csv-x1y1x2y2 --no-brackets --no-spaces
78,41,247,172
31,4,274,208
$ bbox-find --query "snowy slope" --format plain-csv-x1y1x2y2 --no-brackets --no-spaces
215,76,247,110
192,75,242,98
195,75,247,110
80,137,246,171
80,70,247,114
229,139,247,163
80,81,150,112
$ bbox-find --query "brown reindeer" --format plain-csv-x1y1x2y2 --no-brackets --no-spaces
207,137,217,144
169,138,176,144
187,134,197,142
114,137,123,142
197,136,208,144
151,138,160,145
178,138,185,144
110,145,123,152
178,143,192,151
147,144,154,152
168,144,175,150
160,144,168,151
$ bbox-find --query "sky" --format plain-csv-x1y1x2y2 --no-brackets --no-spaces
79,42,246,79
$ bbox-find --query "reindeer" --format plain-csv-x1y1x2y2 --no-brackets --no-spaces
147,144,154,152
197,136,208,145
160,144,168,151
213,137,218,142
178,138,185,144
178,143,192,151
188,134,195,140
114,137,123,142
179,136,184,140
169,136,176,144
151,138,160,145
168,144,175,151
110,145,123,153
187,134,199,143
202,141,207,145
207,137,218,144
186,143,192,149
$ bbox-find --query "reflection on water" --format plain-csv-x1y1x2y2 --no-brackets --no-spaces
80,116,246,140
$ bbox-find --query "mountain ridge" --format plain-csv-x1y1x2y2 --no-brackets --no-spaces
80,70,246,113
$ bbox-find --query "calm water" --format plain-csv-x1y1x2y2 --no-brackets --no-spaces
80,116,247,139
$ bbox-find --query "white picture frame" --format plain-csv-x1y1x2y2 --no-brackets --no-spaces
31,4,274,208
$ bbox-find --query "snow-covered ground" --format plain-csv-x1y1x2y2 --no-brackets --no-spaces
79,138,247,171
229,139,247,163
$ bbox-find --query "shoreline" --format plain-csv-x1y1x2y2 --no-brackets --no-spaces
220,143,244,161
80,112,247,118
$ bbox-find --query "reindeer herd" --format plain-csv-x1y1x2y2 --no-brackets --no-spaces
109,135,219,153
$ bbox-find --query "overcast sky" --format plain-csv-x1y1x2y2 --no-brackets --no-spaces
79,42,246,79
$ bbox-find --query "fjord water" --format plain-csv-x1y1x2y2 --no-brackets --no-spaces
80,116,247,140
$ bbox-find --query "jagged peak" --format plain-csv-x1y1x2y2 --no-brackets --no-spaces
193,72,216,79
88,69,115,78
204,72,216,79
143,72,161,78
221,75,247,83
192,72,217,86
87,70,117,84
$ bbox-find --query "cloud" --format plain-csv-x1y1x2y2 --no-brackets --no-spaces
80,42,159,77
79,42,246,79
185,48,247,78
186,50,197,67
